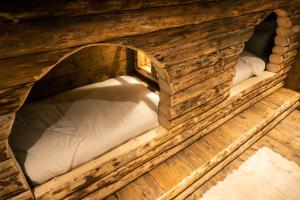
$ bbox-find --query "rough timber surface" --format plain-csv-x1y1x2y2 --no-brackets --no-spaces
33,73,287,200
187,109,300,200
1,1,300,200
106,88,300,200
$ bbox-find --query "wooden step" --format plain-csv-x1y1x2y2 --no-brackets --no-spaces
105,88,300,200
187,109,300,199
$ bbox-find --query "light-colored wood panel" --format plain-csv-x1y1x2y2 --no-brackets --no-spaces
187,109,300,200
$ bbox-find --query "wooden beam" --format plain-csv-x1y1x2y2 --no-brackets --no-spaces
0,173,27,199
269,49,298,64
162,71,288,129
158,44,244,82
160,68,234,110
160,57,237,95
0,3,272,59
0,48,74,89
0,0,219,26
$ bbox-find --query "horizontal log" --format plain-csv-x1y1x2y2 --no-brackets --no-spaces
0,48,75,89
2,0,297,27
167,78,287,142
269,49,298,64
158,91,229,129
0,0,218,25
0,114,15,140
166,73,287,131
274,33,300,47
160,58,237,94
166,67,292,129
0,2,273,59
159,82,231,120
267,58,296,72
160,67,235,107
145,28,253,66
0,83,32,116
7,191,33,200
0,173,27,199
0,159,17,180
158,43,244,81
272,41,299,55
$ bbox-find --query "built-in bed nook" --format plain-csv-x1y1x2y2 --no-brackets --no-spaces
231,13,277,94
2,2,300,199
9,46,161,185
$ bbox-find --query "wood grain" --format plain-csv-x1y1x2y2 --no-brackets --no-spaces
0,4,271,59
187,108,300,200
106,88,300,200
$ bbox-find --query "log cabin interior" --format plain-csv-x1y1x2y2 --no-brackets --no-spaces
1,1,300,199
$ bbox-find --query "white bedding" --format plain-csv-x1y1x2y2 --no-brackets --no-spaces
9,76,159,184
233,51,266,85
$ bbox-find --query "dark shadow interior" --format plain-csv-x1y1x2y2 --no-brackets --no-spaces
244,13,277,63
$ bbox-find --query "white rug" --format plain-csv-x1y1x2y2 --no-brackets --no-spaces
201,147,300,200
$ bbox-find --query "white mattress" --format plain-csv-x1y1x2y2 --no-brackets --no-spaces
9,76,159,184
233,51,266,85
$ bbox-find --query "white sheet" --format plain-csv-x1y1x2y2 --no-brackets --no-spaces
233,51,266,85
9,76,159,184
232,58,253,85
240,51,266,76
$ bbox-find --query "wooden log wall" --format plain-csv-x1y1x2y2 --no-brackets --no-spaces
27,45,133,101
0,0,300,199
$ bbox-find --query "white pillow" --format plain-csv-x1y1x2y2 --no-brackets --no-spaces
232,58,253,85
239,51,265,76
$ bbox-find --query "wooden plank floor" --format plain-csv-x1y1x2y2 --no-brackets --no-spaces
105,88,300,200
187,109,300,199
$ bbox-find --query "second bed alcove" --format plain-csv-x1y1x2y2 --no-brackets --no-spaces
230,12,279,96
